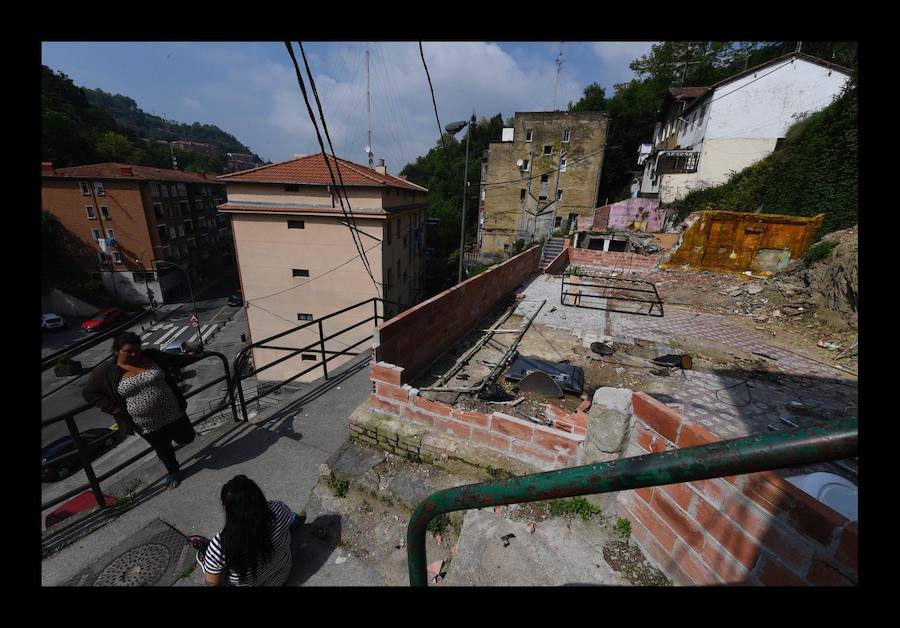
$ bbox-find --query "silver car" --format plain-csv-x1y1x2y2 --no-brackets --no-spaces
41,313,66,331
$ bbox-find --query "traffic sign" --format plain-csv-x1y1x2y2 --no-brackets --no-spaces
189,314,200,328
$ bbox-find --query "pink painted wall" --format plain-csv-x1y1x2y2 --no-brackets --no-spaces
591,199,666,233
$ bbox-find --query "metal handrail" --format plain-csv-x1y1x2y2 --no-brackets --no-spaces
41,351,238,512
406,418,858,586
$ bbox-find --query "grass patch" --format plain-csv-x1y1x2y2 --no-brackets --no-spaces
427,514,450,538
179,563,197,579
803,239,839,265
615,517,632,539
549,497,601,521
329,474,349,498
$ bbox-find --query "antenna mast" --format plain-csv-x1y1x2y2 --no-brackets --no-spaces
553,43,565,111
366,44,373,168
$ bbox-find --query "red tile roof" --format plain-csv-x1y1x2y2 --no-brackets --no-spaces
218,202,421,217
44,163,222,184
217,153,428,192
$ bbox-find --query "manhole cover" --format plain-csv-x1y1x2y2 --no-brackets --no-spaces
93,543,172,586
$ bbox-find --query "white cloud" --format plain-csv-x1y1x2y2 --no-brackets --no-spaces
589,41,657,88
182,96,201,110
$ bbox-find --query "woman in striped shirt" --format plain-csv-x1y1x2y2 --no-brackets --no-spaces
191,475,300,586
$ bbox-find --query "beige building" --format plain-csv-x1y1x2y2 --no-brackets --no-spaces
217,154,428,383
478,111,608,255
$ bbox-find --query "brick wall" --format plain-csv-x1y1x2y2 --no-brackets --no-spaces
374,246,541,381
369,362,584,469
616,392,858,586
569,248,660,273
543,247,570,275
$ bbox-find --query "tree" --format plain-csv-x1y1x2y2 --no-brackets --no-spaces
95,131,135,163
568,82,606,112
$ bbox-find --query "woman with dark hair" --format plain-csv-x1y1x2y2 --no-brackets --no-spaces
190,475,299,587
82,331,203,488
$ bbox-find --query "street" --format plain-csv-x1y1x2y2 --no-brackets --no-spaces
41,275,248,512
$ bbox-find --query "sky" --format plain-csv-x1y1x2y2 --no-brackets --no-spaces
41,41,655,172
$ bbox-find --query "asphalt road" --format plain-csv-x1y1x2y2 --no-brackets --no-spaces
41,276,248,509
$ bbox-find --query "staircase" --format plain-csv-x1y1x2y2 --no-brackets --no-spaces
539,238,565,272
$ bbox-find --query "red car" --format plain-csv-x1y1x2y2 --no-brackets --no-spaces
80,307,125,333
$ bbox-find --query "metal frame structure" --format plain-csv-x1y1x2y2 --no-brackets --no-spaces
561,272,664,317
407,417,858,586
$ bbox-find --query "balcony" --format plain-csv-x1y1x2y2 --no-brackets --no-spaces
655,150,700,174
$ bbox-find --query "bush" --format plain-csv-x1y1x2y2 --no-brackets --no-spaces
615,517,632,539
803,239,839,265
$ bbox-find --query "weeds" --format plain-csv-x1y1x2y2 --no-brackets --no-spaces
803,239,839,264
615,517,632,539
329,474,349,498
427,514,450,538
549,497,601,521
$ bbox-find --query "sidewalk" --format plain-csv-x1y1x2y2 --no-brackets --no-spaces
41,354,376,586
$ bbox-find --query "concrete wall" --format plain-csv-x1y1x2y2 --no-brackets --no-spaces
42,288,100,317
381,208,426,317
601,199,666,232
664,210,824,273
616,392,857,586
374,246,541,381
480,112,608,254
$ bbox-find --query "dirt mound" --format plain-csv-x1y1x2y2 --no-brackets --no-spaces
777,225,858,329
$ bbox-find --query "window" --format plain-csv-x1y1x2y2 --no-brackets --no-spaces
197,216,206,229
540,174,549,183
297,313,313,321
172,246,181,259
180,201,190,215
555,216,562,228
301,354,317,361
97,251,109,263
153,203,163,219
525,129,533,142
181,243,188,256
176,183,187,196
157,224,168,242
168,227,177,240
503,244,510,251
161,184,169,198
292,269,310,278
562,129,571,143
91,229,102,241
195,199,203,212
112,251,123,264
175,204,182,218
560,158,567,173
557,189,564,201
80,181,91,196
480,187,485,201
543,145,552,155
178,225,185,237
520,189,526,201
522,159,530,172
538,195,547,202
187,237,196,249
200,233,210,245
86,206,96,220
94,182,106,196
288,220,305,229
169,185,177,197
167,206,176,218
184,219,194,234
106,229,115,240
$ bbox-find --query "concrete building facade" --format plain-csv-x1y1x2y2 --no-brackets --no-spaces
217,154,428,383
639,53,851,204
478,111,608,256
41,162,232,306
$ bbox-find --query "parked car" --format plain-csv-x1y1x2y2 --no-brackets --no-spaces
41,313,66,331
163,340,192,381
228,290,243,306
41,427,121,482
80,307,125,333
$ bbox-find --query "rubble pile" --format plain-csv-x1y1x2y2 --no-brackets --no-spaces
629,233,662,256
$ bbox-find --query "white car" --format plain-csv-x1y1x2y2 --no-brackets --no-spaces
41,313,66,331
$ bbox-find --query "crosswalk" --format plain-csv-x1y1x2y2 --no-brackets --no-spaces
139,322,220,347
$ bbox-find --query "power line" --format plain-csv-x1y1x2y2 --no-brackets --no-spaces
283,41,380,298
418,42,451,168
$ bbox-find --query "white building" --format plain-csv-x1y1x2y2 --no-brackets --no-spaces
639,53,851,204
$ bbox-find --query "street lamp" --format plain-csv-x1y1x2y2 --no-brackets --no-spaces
446,113,477,284
135,246,164,322
154,259,204,352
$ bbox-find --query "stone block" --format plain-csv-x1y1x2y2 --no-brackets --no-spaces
591,386,633,415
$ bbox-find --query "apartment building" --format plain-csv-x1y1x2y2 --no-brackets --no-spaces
41,162,232,304
639,53,851,204
217,153,428,383
478,111,609,256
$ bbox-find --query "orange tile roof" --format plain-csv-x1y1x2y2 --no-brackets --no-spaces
219,202,422,217
44,163,223,184
217,153,428,192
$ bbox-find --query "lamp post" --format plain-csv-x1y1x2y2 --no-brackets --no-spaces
446,114,477,284
135,246,164,322
155,259,203,352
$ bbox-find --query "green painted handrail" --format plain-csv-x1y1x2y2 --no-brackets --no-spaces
406,418,858,586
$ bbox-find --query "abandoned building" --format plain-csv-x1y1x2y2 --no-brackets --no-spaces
357,222,857,585
477,111,609,256
217,153,429,383
638,53,851,204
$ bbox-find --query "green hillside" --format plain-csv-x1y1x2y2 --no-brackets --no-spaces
667,75,857,236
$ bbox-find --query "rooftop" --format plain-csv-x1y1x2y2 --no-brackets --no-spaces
43,162,221,184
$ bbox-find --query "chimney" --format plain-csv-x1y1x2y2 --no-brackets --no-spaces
41,161,55,174
119,165,134,176
375,159,386,175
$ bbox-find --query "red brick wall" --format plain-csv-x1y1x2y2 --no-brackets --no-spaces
374,246,541,381
543,247,570,275
369,362,584,469
569,248,660,273
616,392,858,586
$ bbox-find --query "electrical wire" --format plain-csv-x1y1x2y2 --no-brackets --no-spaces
418,42,451,167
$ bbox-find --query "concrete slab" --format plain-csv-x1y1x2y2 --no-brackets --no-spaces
443,508,630,586
328,442,387,478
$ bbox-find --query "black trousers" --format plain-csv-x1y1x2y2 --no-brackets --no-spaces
141,414,196,474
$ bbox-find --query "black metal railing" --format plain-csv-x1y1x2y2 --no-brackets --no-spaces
41,351,238,512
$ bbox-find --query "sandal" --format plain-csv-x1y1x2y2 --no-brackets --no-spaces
165,472,181,489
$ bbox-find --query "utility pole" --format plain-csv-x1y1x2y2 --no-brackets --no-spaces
457,113,476,284
553,43,565,111
366,44,374,168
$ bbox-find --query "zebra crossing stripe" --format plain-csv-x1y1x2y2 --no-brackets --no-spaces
188,325,209,343
167,326,190,343
200,324,219,343
154,326,181,346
